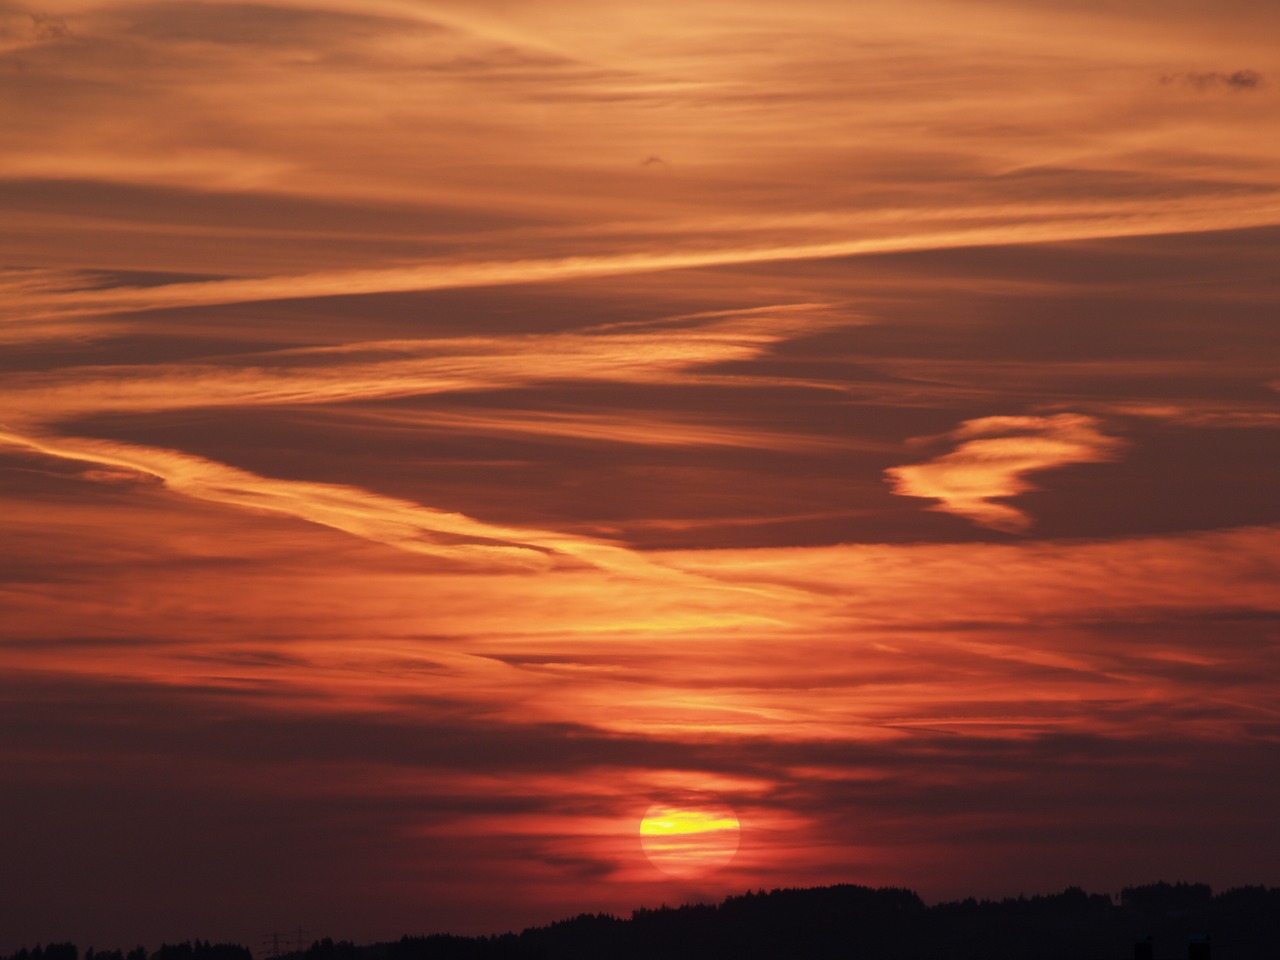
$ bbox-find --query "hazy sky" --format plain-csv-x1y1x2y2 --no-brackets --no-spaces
2,0,1279,951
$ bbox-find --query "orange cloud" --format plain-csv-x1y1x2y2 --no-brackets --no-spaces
885,414,1125,532
0,428,713,581
12,197,1280,324
321,405,852,453
0,318,790,425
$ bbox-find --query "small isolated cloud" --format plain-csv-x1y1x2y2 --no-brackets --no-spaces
1161,69,1263,91
640,155,667,167
884,413,1124,533
29,13,71,40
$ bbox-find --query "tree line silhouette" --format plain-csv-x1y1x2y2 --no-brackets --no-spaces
5,943,250,960
9,882,1280,960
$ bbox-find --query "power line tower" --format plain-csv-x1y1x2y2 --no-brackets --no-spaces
261,927,310,959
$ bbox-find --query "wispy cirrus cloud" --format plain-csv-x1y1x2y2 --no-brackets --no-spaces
1066,400,1280,429
324,406,851,453
11,196,1280,326
0,319,786,424
0,428,698,579
1162,69,1263,91
885,414,1125,533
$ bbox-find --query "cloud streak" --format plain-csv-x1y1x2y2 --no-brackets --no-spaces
1163,69,1264,91
2,323,775,422
0,428,741,582
11,200,1280,325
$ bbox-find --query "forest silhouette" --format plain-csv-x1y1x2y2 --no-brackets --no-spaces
9,882,1280,960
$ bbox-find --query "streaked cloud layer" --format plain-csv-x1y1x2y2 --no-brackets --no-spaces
2,0,1278,953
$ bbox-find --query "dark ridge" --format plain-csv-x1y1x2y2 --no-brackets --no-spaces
8,881,1280,960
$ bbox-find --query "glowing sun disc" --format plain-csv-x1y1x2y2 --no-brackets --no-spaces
640,796,740,878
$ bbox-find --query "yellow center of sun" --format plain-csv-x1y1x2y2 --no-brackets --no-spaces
639,799,740,878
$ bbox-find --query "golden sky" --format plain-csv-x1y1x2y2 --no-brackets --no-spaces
2,0,1279,950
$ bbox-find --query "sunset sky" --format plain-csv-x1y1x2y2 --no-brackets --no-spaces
3,0,1280,951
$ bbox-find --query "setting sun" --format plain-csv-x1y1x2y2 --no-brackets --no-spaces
640,799,741,879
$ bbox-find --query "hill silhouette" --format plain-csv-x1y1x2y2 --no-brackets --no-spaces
8,882,1280,960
